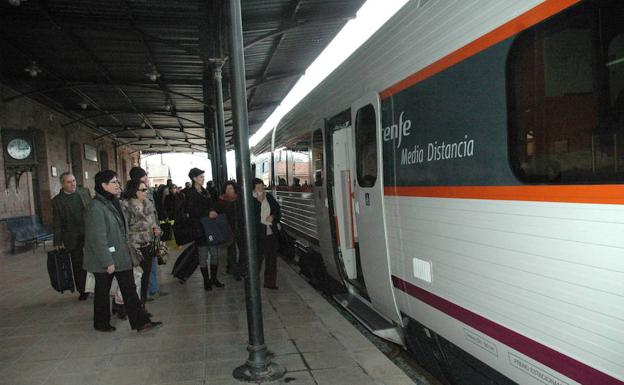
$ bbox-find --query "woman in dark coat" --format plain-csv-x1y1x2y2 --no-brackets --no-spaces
252,178,281,289
184,168,224,290
83,170,162,333
216,181,244,280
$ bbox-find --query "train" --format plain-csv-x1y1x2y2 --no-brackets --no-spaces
251,1,624,384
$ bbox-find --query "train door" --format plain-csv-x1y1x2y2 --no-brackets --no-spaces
311,124,342,281
350,94,402,325
329,119,367,295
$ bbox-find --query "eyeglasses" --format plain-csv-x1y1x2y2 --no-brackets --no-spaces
138,188,148,192
108,180,120,185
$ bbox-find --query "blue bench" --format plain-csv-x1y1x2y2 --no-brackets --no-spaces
6,216,53,254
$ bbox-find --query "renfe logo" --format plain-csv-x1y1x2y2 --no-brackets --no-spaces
382,111,411,148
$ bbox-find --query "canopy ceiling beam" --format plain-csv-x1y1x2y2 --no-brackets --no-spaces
243,16,352,52
0,29,127,139
248,0,304,108
1,82,206,104
38,0,158,143
122,0,186,133
62,111,203,128
96,126,205,141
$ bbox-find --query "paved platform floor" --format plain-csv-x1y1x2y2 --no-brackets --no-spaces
0,245,416,385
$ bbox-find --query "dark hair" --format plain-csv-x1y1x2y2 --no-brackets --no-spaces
129,166,147,180
252,178,264,189
222,180,238,195
123,179,143,200
94,170,118,196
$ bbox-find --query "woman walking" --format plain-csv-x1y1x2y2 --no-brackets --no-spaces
252,178,281,289
121,179,161,308
217,181,244,281
83,170,162,333
184,168,224,290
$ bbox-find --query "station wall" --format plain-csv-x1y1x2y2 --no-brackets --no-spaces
0,84,140,254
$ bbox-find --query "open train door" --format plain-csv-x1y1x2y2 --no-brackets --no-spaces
326,94,403,344
349,94,402,327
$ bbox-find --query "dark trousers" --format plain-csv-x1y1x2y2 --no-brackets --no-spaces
138,245,155,303
69,246,87,294
258,234,278,287
226,236,243,277
93,270,150,330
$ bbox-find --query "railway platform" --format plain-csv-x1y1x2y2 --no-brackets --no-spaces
0,246,418,385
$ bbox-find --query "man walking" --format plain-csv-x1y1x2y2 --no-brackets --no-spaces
52,172,92,300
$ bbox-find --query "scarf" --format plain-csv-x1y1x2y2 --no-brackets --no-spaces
260,196,272,235
95,186,125,225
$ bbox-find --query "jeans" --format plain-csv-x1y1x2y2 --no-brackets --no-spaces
148,258,159,296
138,245,154,303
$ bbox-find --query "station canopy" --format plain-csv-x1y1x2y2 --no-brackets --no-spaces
0,0,365,154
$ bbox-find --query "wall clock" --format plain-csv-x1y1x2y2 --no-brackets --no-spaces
1,129,37,190
7,138,32,160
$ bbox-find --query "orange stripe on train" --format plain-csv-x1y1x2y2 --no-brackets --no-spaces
380,0,581,100
384,185,624,205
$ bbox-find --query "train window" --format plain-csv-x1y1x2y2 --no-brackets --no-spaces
274,136,312,191
355,104,378,187
312,129,324,186
508,0,624,183
274,149,288,187
253,152,272,186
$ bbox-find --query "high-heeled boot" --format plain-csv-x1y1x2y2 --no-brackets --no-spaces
210,264,224,288
200,267,212,291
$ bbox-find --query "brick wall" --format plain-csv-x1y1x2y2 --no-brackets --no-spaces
0,85,139,253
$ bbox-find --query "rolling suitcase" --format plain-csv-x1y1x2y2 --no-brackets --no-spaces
172,243,198,282
47,249,75,293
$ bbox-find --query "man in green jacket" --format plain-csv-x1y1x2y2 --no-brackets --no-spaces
52,172,92,300
83,170,162,333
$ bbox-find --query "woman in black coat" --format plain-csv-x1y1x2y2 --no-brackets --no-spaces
252,178,281,289
184,168,223,290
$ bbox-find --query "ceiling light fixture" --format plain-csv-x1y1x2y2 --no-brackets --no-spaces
145,65,160,82
164,103,172,112
140,121,147,128
8,0,26,6
79,102,89,110
24,61,42,78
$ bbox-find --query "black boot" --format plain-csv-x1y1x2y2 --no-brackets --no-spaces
211,265,224,288
200,267,212,291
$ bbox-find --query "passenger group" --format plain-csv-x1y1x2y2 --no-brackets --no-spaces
51,166,281,334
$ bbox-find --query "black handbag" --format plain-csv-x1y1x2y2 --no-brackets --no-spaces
200,215,232,245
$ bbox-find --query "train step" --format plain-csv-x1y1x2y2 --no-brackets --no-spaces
334,293,403,345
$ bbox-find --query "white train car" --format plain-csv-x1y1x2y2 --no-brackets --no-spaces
253,1,624,384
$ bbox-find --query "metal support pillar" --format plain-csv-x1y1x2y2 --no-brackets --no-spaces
203,69,219,181
212,59,229,188
211,111,221,182
229,0,285,382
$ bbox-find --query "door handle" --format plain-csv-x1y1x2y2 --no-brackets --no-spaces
354,200,360,215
